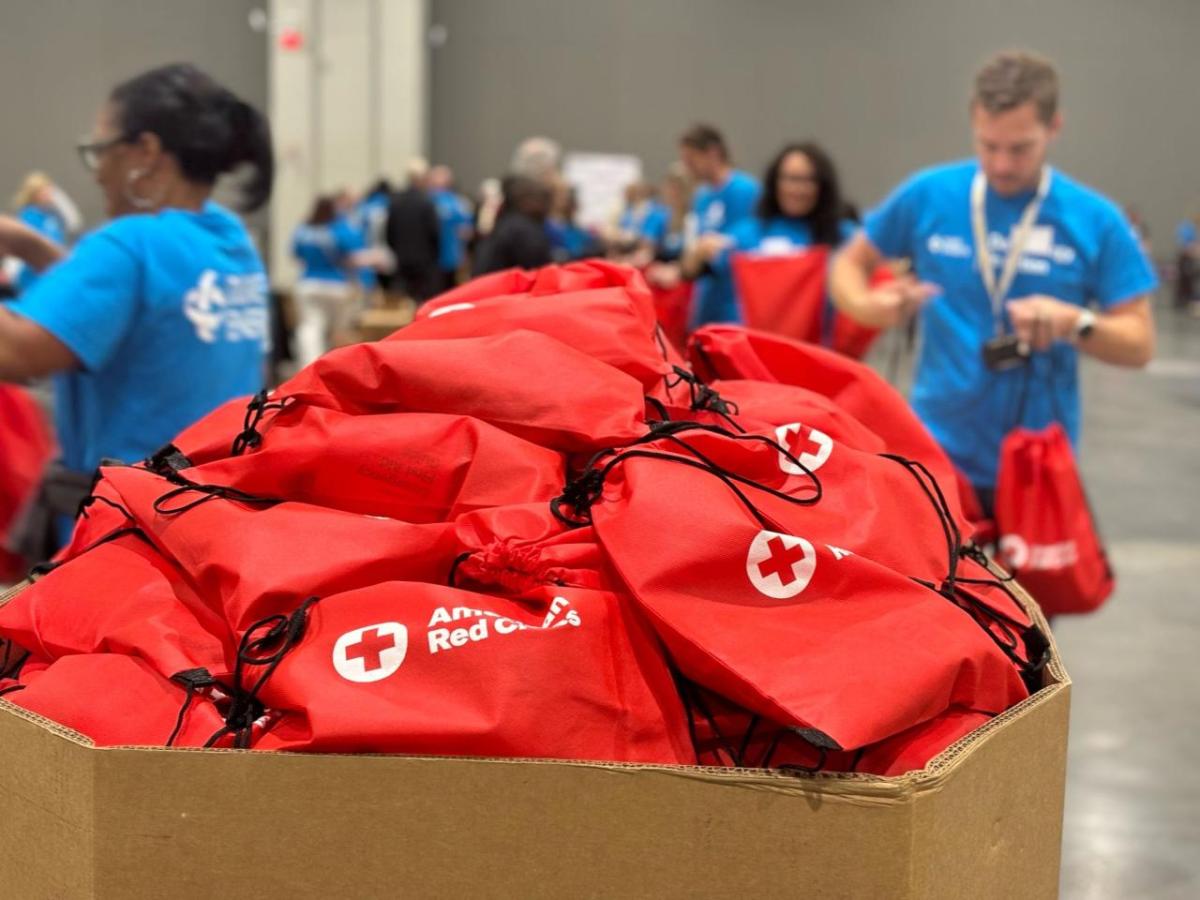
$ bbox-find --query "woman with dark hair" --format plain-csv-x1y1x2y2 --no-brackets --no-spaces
712,141,855,270
0,62,274,556
291,194,365,366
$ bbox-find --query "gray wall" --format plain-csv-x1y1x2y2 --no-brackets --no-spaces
0,0,267,228
430,0,1199,251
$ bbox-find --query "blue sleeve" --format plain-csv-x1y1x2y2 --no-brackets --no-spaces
864,175,921,258
641,206,669,243
1093,207,1159,308
837,219,859,246
725,177,761,229
334,220,365,255
8,229,141,372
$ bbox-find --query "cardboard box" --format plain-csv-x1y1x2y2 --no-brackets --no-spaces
0,579,1069,899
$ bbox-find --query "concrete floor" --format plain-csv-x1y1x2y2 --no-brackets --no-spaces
1055,305,1200,899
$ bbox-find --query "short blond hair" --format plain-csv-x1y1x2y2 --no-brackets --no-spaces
972,51,1059,124
12,171,52,210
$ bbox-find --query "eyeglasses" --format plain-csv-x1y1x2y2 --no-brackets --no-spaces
779,173,819,185
76,135,129,172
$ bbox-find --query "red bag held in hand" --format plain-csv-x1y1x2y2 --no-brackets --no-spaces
731,248,829,345
244,582,693,764
994,423,1114,617
0,532,235,679
100,466,460,633
5,653,225,748
174,407,566,524
570,446,1028,751
279,330,649,454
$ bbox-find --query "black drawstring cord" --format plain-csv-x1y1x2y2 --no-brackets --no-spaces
447,552,472,588
231,390,292,457
0,641,30,681
665,366,745,433
144,443,194,476
688,340,720,382
880,454,962,591
205,596,319,749
551,421,823,528
644,395,671,424
166,668,218,747
152,481,281,517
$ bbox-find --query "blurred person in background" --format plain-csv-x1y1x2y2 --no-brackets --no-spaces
291,194,365,367
712,141,855,266
547,182,600,262
615,181,670,263
474,176,553,275
510,136,562,187
428,165,473,291
8,173,70,294
677,123,761,326
642,165,695,290
0,62,273,557
385,158,441,303
831,50,1156,515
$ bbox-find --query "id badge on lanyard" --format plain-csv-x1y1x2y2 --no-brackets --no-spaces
972,166,1051,369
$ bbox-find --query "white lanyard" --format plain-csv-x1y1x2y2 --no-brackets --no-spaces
970,166,1051,335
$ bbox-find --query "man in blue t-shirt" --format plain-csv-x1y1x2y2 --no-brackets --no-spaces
677,124,761,327
831,51,1156,511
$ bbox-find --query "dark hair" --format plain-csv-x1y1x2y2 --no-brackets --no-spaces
306,195,337,226
679,123,729,161
110,63,274,212
757,142,845,246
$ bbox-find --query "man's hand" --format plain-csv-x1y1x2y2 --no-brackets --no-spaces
864,276,940,329
695,232,731,262
1006,295,1082,351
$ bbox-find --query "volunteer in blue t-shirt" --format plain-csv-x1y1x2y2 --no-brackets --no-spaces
677,124,761,327
428,165,474,291
831,51,1156,512
713,141,857,275
0,63,274,556
292,195,365,368
10,173,69,294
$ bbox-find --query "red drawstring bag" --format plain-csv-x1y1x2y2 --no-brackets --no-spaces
0,532,234,679
994,423,1114,617
731,248,829,345
608,424,970,588
4,653,225,747
243,582,693,764
171,394,256,466
423,259,653,311
407,261,672,393
451,502,621,596
0,386,54,579
278,330,649,454
689,325,970,517
100,466,461,633
172,407,566,524
729,249,882,359
709,379,890,456
853,707,994,776
570,446,1029,751
648,279,692,358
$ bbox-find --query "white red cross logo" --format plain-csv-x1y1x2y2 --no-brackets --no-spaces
775,423,834,475
746,530,817,599
332,622,408,683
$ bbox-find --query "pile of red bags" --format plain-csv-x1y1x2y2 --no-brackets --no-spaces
0,261,1049,777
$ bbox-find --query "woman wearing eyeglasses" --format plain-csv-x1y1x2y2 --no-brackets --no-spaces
0,63,273,558
707,142,856,274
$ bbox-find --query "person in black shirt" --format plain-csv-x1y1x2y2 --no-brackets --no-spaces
385,159,441,302
473,176,553,274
